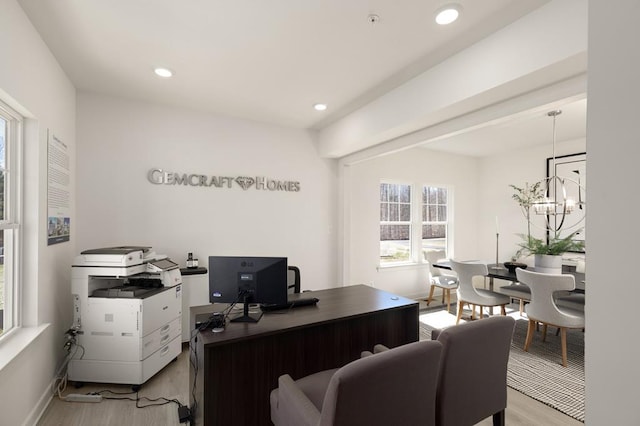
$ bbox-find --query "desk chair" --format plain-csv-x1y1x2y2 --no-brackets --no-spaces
516,268,585,367
425,250,459,313
450,260,510,324
270,340,443,426
287,266,301,294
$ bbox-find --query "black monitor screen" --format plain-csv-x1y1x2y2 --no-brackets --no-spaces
208,256,288,322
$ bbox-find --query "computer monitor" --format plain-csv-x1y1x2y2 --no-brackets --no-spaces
208,256,288,323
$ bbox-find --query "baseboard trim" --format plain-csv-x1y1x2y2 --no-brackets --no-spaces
25,381,54,426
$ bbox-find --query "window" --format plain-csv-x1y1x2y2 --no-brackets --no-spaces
379,182,411,264
422,186,449,254
0,101,22,338
379,182,451,265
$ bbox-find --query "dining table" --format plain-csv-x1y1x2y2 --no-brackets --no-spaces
433,261,586,292
433,260,585,316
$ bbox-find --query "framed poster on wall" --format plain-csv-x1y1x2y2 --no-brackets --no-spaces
546,152,586,251
47,130,71,245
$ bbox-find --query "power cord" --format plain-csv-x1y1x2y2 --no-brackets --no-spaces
189,301,237,423
93,389,184,408
57,328,192,423
52,328,84,399
86,389,192,423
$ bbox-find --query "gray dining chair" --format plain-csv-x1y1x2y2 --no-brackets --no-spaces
498,281,531,315
516,268,585,367
555,292,585,312
449,260,510,324
425,250,459,313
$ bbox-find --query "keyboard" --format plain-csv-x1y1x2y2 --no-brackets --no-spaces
261,297,319,312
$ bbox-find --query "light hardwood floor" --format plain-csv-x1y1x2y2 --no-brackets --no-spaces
38,346,190,426
38,320,583,425
423,298,583,426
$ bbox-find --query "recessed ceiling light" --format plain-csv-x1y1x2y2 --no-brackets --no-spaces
435,4,461,25
154,67,173,78
313,103,328,111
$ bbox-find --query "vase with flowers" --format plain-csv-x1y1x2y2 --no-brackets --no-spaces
515,231,585,273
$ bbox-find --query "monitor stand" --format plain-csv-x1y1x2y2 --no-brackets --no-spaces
230,295,263,323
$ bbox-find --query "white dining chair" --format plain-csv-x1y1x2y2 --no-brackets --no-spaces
425,250,459,313
516,268,585,367
449,260,510,325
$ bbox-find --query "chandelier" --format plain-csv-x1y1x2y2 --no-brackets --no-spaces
532,110,585,233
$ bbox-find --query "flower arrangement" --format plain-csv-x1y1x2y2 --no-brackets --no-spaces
515,230,585,257
510,182,584,259
509,182,544,241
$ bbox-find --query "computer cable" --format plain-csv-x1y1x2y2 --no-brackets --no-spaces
52,328,85,400
64,381,191,421
188,298,239,423
92,389,182,408
77,389,192,422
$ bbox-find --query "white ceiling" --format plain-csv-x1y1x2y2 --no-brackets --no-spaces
17,0,586,156
421,98,587,157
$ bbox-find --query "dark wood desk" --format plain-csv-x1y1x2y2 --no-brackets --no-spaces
190,285,419,425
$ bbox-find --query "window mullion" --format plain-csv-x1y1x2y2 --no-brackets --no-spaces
411,184,422,263
379,182,412,265
422,185,450,258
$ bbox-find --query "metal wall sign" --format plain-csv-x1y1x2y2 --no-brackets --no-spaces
147,168,301,192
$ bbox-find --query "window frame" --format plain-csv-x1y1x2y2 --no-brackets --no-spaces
0,99,23,339
378,181,453,267
379,181,413,266
421,185,451,257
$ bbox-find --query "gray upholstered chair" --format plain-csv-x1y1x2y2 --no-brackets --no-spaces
270,340,443,426
516,268,585,367
371,316,515,426
425,250,459,313
449,260,510,324
431,316,515,426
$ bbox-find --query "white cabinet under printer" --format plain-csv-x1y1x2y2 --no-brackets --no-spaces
69,246,182,386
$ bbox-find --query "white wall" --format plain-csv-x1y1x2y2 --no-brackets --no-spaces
586,1,640,423
344,148,479,298
343,135,586,300
76,93,339,291
0,1,77,425
0,15,339,422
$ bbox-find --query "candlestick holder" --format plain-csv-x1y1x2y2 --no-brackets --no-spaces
492,232,506,270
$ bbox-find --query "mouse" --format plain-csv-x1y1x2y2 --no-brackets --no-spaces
212,327,225,333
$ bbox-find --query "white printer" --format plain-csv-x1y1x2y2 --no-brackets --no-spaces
69,246,182,386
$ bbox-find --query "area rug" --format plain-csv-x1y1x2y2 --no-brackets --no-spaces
419,310,585,422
